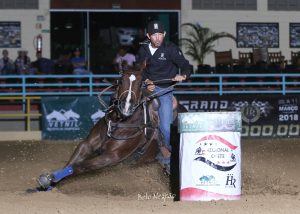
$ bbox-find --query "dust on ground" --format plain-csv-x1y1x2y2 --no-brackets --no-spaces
0,138,299,214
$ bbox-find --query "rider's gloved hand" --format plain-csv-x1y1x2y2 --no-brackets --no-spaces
145,79,155,92
172,74,186,82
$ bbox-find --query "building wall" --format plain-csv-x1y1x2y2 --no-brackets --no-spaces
181,0,300,70
50,0,181,10
0,0,50,60
3,0,299,70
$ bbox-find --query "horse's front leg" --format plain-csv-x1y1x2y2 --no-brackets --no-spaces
37,119,108,190
71,152,121,174
137,128,162,163
66,119,108,166
71,134,145,174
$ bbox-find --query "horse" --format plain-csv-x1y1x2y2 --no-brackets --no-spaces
36,63,184,191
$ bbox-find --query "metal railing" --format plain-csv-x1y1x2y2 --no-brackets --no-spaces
1,73,300,132
1,73,300,96
0,96,41,131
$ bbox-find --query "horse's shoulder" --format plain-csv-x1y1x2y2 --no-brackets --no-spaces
149,98,160,111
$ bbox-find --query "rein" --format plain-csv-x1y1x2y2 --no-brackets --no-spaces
97,84,117,110
105,105,157,141
135,79,177,109
97,76,176,141
106,118,155,140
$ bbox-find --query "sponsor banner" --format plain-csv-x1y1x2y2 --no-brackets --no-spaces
176,94,300,138
179,112,241,201
41,96,110,140
178,112,241,133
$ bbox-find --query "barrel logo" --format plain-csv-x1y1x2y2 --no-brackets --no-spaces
194,135,237,171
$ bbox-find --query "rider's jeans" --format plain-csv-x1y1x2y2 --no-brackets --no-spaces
155,86,174,152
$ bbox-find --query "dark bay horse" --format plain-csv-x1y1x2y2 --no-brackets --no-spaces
37,64,171,190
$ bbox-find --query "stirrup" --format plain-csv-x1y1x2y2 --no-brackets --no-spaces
158,161,170,176
163,164,170,176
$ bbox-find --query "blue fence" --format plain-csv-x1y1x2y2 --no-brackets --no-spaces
1,73,300,96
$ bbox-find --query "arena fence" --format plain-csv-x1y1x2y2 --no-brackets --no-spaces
1,73,300,138
1,73,300,96
0,96,41,131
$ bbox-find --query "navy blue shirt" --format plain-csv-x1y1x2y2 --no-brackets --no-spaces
136,41,192,87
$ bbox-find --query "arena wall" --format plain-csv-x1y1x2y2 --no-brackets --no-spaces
0,131,41,141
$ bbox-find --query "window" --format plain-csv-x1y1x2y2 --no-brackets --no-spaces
192,0,257,10
0,0,38,9
268,0,300,11
0,22,21,48
290,23,300,48
236,23,279,48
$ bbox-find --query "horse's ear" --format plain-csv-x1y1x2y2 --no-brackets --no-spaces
134,61,146,71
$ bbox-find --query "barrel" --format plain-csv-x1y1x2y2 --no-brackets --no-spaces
178,112,241,201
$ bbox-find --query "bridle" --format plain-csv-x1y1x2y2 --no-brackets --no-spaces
115,88,140,116
97,74,177,140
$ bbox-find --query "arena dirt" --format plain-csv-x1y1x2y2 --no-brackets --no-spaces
0,138,299,214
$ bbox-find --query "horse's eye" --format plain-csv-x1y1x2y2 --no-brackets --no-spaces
113,99,118,105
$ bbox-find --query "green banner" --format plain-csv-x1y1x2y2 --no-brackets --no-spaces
41,96,110,140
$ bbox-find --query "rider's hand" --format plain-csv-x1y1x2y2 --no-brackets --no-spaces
145,79,155,92
172,74,186,82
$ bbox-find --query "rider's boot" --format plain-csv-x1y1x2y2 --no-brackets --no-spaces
156,146,171,175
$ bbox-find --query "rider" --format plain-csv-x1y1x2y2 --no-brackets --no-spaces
136,20,192,173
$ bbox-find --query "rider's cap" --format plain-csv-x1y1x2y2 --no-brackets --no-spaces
147,20,165,35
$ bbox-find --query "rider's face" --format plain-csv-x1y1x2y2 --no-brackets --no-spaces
147,32,165,48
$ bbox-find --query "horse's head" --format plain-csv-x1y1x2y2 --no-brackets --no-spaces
114,63,145,117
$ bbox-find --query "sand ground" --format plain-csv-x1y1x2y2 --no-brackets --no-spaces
0,138,299,214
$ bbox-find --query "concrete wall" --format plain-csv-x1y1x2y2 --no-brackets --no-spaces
0,131,41,141
0,0,50,61
181,0,300,70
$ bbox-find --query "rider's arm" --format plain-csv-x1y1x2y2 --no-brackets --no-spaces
170,44,192,79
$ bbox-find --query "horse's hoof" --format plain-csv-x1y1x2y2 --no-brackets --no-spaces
37,174,54,189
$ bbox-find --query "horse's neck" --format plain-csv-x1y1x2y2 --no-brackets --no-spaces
129,105,145,122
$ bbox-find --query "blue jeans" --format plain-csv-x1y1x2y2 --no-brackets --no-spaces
155,86,174,164
73,68,90,84
73,68,90,75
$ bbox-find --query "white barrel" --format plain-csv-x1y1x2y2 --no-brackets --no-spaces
178,112,241,201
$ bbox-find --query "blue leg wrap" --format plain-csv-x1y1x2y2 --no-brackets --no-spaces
45,186,53,191
52,166,73,182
